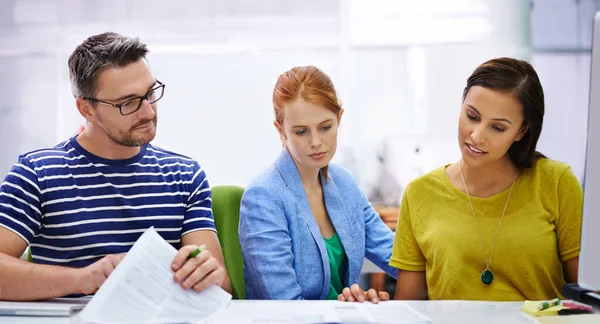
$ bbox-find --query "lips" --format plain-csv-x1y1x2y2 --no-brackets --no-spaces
466,143,486,154
310,152,326,159
133,121,154,130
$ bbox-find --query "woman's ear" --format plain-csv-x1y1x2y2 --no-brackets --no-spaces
515,124,529,142
273,120,286,140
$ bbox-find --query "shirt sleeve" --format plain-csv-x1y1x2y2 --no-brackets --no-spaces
0,156,43,245
555,166,583,262
389,185,426,271
183,162,216,235
238,185,305,300
356,179,398,278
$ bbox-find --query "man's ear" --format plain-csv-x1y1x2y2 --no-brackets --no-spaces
76,98,96,122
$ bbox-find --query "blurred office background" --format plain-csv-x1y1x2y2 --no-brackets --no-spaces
0,0,595,204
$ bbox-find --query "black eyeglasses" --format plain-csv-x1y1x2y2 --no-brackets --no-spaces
83,80,165,116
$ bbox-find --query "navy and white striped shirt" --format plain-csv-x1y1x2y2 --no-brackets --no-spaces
0,137,215,268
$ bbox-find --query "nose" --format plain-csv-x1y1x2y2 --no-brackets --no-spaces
470,124,486,145
309,131,322,148
137,99,156,119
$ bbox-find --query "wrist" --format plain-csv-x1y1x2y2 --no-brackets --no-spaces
67,267,84,295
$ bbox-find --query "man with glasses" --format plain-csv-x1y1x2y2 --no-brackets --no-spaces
0,32,232,301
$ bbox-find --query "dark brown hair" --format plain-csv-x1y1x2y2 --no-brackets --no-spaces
68,32,148,98
463,57,545,168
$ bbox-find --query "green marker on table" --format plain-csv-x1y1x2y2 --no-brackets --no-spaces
186,245,206,260
537,297,561,310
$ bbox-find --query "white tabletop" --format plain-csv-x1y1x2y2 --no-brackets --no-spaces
407,300,534,324
0,300,545,324
210,300,537,324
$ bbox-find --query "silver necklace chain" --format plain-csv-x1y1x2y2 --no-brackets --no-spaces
458,160,517,270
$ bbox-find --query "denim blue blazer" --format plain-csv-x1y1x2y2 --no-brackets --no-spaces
239,148,397,300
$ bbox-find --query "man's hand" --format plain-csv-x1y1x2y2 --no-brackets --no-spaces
76,254,125,295
171,245,225,292
338,283,390,304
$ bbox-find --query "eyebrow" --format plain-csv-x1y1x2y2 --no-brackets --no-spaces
467,105,513,125
291,119,334,128
113,81,158,102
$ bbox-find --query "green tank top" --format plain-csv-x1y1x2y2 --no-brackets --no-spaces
323,232,348,300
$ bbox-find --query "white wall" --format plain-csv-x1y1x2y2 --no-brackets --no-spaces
0,0,592,193
148,50,346,186
533,53,591,182
529,0,598,183
0,56,62,175
0,0,342,186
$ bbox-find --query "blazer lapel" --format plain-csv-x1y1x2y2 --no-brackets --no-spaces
321,172,358,287
274,148,304,198
275,148,331,299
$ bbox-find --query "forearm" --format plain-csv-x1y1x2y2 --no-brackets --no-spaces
0,253,81,301
394,270,428,300
365,218,398,278
563,257,579,283
395,287,428,300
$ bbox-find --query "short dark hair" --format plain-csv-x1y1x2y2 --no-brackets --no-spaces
463,57,546,168
68,32,149,98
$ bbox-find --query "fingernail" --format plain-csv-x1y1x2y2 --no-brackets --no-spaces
173,275,180,282
171,263,177,270
373,298,379,303
359,296,364,302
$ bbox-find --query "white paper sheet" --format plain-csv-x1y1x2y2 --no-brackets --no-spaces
78,227,232,324
210,301,431,324
210,301,338,323
358,301,431,323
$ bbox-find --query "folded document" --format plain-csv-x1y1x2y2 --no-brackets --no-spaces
78,227,232,324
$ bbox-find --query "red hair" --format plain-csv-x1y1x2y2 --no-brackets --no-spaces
273,66,342,181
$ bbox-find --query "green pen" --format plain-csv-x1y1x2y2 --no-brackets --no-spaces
537,297,561,310
186,245,206,260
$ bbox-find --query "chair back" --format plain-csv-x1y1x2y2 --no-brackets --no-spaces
212,185,246,299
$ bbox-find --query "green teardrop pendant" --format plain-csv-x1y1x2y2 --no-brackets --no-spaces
481,269,494,285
